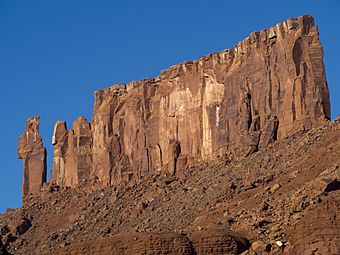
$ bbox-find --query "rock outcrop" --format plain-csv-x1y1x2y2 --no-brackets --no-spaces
90,15,330,185
47,230,249,255
0,216,31,249
19,15,331,192
6,117,340,255
50,117,92,187
18,116,46,199
190,229,250,254
48,232,193,255
8,14,339,255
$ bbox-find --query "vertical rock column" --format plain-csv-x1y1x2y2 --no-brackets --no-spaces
50,117,92,187
71,116,92,184
18,116,47,200
50,121,68,185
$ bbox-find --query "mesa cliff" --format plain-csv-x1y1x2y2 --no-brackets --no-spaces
5,15,340,255
19,15,330,195
87,14,330,187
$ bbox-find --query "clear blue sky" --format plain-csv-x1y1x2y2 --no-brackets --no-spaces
0,1,339,213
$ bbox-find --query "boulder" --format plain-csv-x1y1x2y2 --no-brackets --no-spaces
251,240,265,253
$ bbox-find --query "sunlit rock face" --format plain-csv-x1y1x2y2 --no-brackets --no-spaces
90,15,330,185
18,116,47,199
19,16,330,192
50,117,92,187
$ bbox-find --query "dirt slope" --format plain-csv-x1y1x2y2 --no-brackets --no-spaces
1,119,340,254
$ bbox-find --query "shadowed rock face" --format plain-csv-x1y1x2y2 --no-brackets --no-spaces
0,239,11,255
0,240,6,254
91,15,330,185
18,116,46,199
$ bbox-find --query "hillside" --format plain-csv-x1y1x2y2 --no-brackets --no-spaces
1,15,339,255
2,119,340,254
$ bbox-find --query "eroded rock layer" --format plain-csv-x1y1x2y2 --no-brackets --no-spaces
47,230,250,255
17,116,46,199
21,15,330,192
50,117,92,187
90,15,330,185
6,119,340,255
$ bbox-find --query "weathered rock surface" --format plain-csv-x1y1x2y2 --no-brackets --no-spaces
91,15,330,186
19,15,330,192
0,214,31,249
0,118,340,255
47,230,249,255
47,232,193,255
50,117,92,187
18,116,46,199
9,14,337,255
190,229,250,254
5,119,340,255
287,195,340,255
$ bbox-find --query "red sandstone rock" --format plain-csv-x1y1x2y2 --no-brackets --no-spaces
190,229,250,254
8,15,339,255
22,16,330,190
91,15,330,185
47,232,194,255
5,116,340,254
50,117,92,187
46,230,250,255
18,116,46,199
287,195,340,254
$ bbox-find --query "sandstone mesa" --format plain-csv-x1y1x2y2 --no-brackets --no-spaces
18,15,330,198
2,15,338,255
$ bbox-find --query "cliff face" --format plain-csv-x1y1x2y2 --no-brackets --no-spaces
19,15,330,191
90,15,330,185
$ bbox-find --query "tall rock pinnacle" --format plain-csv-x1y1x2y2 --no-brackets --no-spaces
50,117,92,187
18,116,47,199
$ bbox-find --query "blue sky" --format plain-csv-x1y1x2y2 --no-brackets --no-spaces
0,1,339,213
